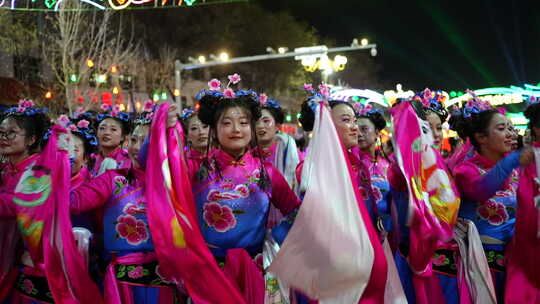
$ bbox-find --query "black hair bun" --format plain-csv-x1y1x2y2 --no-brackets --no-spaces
299,100,315,132
524,103,540,128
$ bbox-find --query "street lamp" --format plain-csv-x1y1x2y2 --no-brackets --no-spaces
361,38,369,46
219,52,229,62
277,47,288,54
198,55,206,64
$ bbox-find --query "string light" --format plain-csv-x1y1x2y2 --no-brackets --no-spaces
3,0,240,11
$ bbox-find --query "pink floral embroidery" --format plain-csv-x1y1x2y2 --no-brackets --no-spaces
203,202,237,232
115,215,149,245
123,203,145,215
23,279,34,294
496,257,505,267
235,184,250,198
128,265,144,279
220,179,235,190
155,265,173,283
477,199,509,226
432,254,447,266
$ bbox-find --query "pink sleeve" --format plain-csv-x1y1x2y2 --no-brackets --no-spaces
70,170,116,213
453,162,483,201
267,164,301,215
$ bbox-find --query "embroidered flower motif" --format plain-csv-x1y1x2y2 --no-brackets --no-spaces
223,88,236,99
127,265,144,279
113,175,128,195
477,199,509,226
115,215,149,245
207,189,221,202
77,119,90,129
19,99,34,108
220,179,235,191
208,79,221,91
155,265,173,284
203,202,237,232
228,73,241,85
432,253,448,266
123,203,145,215
22,279,35,294
235,184,250,198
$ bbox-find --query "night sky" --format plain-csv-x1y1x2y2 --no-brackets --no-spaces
258,0,540,91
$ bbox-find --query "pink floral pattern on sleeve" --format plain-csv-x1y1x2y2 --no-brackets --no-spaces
477,199,509,226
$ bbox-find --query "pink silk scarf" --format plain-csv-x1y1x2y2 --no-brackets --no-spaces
390,102,460,274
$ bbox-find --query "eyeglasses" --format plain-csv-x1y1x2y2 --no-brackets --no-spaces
0,130,21,140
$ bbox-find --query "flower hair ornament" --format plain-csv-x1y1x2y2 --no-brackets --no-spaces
353,101,380,117
5,99,48,116
180,107,196,121
413,88,447,114
303,83,333,112
258,93,282,110
133,100,156,125
55,114,98,147
97,104,131,122
195,73,258,102
526,95,540,106
461,90,496,118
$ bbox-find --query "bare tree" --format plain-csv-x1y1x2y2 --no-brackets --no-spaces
42,0,140,115
142,44,177,98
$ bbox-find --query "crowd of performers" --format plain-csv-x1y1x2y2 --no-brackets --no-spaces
0,73,540,304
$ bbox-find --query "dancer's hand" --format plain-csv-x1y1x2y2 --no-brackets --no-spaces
167,105,179,128
519,147,535,166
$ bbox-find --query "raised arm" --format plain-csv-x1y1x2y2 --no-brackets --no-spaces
70,170,117,213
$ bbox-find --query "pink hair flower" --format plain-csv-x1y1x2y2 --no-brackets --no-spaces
318,84,330,97
77,119,90,129
223,88,236,99
58,114,71,127
303,83,313,92
259,93,268,105
100,104,110,111
69,124,78,132
208,79,221,91
497,107,507,115
227,73,241,85
16,106,25,113
143,100,154,112
19,99,34,108
113,105,121,113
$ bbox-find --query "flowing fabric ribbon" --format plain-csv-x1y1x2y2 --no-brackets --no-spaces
270,103,386,303
454,219,497,304
390,102,460,274
505,147,540,303
145,103,245,303
19,125,103,304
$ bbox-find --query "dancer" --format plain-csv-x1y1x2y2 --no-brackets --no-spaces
91,105,131,176
504,96,540,303
451,93,534,302
70,109,186,303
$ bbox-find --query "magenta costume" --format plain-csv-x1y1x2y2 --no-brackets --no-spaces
70,168,180,303
453,151,520,302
